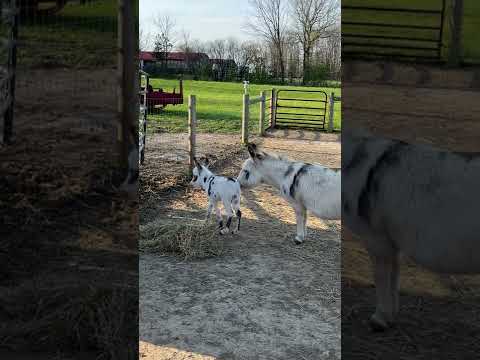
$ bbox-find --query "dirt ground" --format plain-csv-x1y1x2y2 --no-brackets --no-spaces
0,69,138,357
139,130,341,359
342,61,480,359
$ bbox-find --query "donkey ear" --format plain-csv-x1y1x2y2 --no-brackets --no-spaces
247,143,257,158
193,157,202,169
247,143,264,161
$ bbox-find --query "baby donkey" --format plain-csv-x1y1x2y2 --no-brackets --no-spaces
190,157,242,234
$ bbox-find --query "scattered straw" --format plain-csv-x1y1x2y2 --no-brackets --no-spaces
140,221,223,260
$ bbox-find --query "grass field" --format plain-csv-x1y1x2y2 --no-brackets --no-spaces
147,79,342,134
17,0,118,68
342,0,480,64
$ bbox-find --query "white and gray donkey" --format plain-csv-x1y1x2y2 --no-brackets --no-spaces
190,157,242,234
343,126,480,331
237,143,341,244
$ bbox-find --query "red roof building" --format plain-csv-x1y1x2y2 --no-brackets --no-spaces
140,51,209,69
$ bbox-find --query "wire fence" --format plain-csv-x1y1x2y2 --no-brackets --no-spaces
139,71,342,197
342,0,480,66
9,0,121,170
1,0,139,203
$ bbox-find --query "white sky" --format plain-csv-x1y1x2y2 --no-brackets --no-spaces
139,0,252,49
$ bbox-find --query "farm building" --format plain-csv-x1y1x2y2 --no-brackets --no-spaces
139,51,209,70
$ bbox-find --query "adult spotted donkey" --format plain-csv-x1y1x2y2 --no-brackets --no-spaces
237,143,341,244
342,126,480,331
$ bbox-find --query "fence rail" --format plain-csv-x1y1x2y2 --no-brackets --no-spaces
342,1,446,62
141,88,341,171
242,91,267,144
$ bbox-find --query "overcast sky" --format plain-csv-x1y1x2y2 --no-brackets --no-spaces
140,0,252,49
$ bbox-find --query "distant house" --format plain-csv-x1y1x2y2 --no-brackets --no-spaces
139,51,156,69
140,51,209,70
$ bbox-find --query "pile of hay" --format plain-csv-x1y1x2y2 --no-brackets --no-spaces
140,220,223,260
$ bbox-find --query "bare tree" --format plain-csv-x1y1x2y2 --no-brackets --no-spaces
208,39,227,60
245,0,289,83
291,0,339,83
139,27,152,51
152,14,176,68
285,32,301,81
238,41,258,78
177,28,192,53
312,25,340,80
227,37,243,64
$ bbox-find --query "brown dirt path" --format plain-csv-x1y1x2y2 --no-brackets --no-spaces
140,131,341,360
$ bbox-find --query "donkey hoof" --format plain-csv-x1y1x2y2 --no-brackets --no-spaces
231,229,238,235
369,314,390,332
220,228,229,235
294,237,304,245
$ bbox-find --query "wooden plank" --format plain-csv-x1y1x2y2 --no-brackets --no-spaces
188,95,196,174
448,0,463,66
242,94,249,144
118,0,137,171
328,92,335,133
3,0,17,144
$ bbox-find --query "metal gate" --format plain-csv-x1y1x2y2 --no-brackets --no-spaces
1,0,18,144
342,0,447,61
274,89,328,130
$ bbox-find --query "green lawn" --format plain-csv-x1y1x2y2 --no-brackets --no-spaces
146,79,341,134
18,0,118,68
342,0,480,64
60,0,118,18
463,1,480,63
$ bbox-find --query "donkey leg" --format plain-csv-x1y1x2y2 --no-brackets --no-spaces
302,208,308,239
369,251,399,331
391,253,400,317
235,208,242,233
231,202,242,234
214,203,223,230
293,205,307,244
205,200,214,222
220,200,233,235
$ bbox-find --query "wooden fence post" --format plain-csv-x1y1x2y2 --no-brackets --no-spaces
2,0,18,145
242,93,249,144
188,95,196,174
270,88,276,128
328,92,335,133
259,91,265,136
118,0,136,172
448,0,464,66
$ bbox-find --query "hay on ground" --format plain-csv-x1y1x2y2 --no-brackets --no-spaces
140,221,223,260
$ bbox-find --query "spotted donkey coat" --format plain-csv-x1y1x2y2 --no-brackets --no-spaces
237,143,341,244
342,126,480,330
190,158,242,234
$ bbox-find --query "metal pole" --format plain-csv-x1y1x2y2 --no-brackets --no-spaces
270,88,276,128
259,91,265,136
